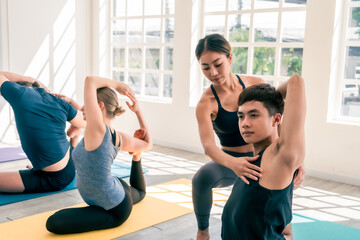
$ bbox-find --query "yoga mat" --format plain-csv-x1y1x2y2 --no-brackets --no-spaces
0,161,148,206
0,146,27,163
293,221,360,240
0,180,193,240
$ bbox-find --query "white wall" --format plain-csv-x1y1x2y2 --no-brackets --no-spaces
0,0,91,143
1,0,359,186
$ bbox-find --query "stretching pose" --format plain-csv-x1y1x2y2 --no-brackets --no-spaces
192,34,305,240
46,76,152,234
222,74,306,239
0,72,85,193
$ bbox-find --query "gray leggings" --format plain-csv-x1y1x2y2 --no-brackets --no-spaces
192,150,253,230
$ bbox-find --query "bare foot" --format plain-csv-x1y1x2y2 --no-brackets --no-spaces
26,165,33,169
197,229,210,240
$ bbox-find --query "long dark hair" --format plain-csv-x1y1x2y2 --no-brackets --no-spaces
195,34,231,60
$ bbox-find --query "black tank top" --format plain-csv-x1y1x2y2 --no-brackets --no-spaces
221,148,294,240
211,75,247,147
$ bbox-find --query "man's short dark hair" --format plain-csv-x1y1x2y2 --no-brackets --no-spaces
16,81,40,88
238,83,284,116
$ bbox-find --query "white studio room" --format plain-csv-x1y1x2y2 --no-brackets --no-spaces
0,0,359,239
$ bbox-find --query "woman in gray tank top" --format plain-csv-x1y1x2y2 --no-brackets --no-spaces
46,76,152,234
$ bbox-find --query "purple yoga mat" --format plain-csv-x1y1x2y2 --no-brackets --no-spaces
0,146,27,163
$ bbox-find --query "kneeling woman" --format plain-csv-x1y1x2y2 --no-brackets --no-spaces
46,76,152,234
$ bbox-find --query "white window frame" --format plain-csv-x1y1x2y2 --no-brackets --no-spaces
199,0,307,93
109,0,175,103
331,0,360,124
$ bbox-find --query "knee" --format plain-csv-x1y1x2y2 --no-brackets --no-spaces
192,167,215,190
46,215,63,234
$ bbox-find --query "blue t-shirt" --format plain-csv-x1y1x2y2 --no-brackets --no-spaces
0,81,77,170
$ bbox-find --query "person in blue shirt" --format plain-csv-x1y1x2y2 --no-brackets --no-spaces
0,71,85,193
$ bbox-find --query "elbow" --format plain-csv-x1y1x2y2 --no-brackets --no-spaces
84,76,95,85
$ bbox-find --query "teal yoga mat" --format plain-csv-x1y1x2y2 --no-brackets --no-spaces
0,161,147,206
293,220,360,240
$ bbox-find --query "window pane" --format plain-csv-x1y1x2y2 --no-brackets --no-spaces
347,7,360,41
229,0,251,10
163,74,173,97
113,0,126,17
204,15,226,36
144,0,161,15
284,0,307,7
112,20,125,42
113,48,125,67
145,48,160,69
164,47,173,70
345,47,360,79
255,0,279,9
231,47,248,74
254,12,278,42
128,19,142,42
203,76,211,92
204,0,226,12
253,47,275,75
341,84,360,117
145,18,161,42
112,71,125,82
281,11,306,42
129,72,141,94
280,48,303,76
164,18,174,42
228,14,250,42
145,73,159,96
128,0,142,16
129,47,142,68
164,0,175,14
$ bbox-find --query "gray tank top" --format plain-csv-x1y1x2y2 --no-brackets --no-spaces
72,126,125,210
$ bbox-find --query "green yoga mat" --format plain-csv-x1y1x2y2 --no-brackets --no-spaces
0,161,147,206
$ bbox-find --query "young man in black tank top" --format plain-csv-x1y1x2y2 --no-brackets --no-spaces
221,74,306,240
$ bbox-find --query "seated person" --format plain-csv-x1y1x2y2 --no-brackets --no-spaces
221,74,306,240
0,71,85,193
46,76,152,234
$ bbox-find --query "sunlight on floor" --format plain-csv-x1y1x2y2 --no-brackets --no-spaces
116,150,360,224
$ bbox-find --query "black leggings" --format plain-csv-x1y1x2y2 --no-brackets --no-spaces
192,150,253,230
46,160,146,234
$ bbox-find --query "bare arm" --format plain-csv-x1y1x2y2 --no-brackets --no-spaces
0,72,48,90
276,74,306,169
196,97,262,184
83,76,134,150
119,94,152,153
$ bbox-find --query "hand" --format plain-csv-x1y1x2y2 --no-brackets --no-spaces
67,125,82,138
228,155,262,185
293,164,305,189
52,93,72,103
125,94,140,113
128,128,146,156
116,82,135,98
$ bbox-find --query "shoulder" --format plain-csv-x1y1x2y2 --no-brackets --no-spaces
196,88,216,113
238,75,265,87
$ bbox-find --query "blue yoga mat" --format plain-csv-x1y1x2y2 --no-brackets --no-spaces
0,146,27,163
293,220,360,240
0,161,148,206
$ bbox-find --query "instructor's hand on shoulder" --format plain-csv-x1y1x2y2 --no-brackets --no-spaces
229,155,262,185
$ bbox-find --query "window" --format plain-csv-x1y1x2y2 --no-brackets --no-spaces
336,0,360,120
201,0,307,91
111,0,175,101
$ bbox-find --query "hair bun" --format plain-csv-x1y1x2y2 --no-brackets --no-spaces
114,106,125,116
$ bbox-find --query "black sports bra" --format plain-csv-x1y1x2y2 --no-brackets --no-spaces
211,75,248,147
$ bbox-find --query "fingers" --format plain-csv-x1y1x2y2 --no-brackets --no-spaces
240,176,250,185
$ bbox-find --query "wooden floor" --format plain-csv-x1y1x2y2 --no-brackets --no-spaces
0,144,360,240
